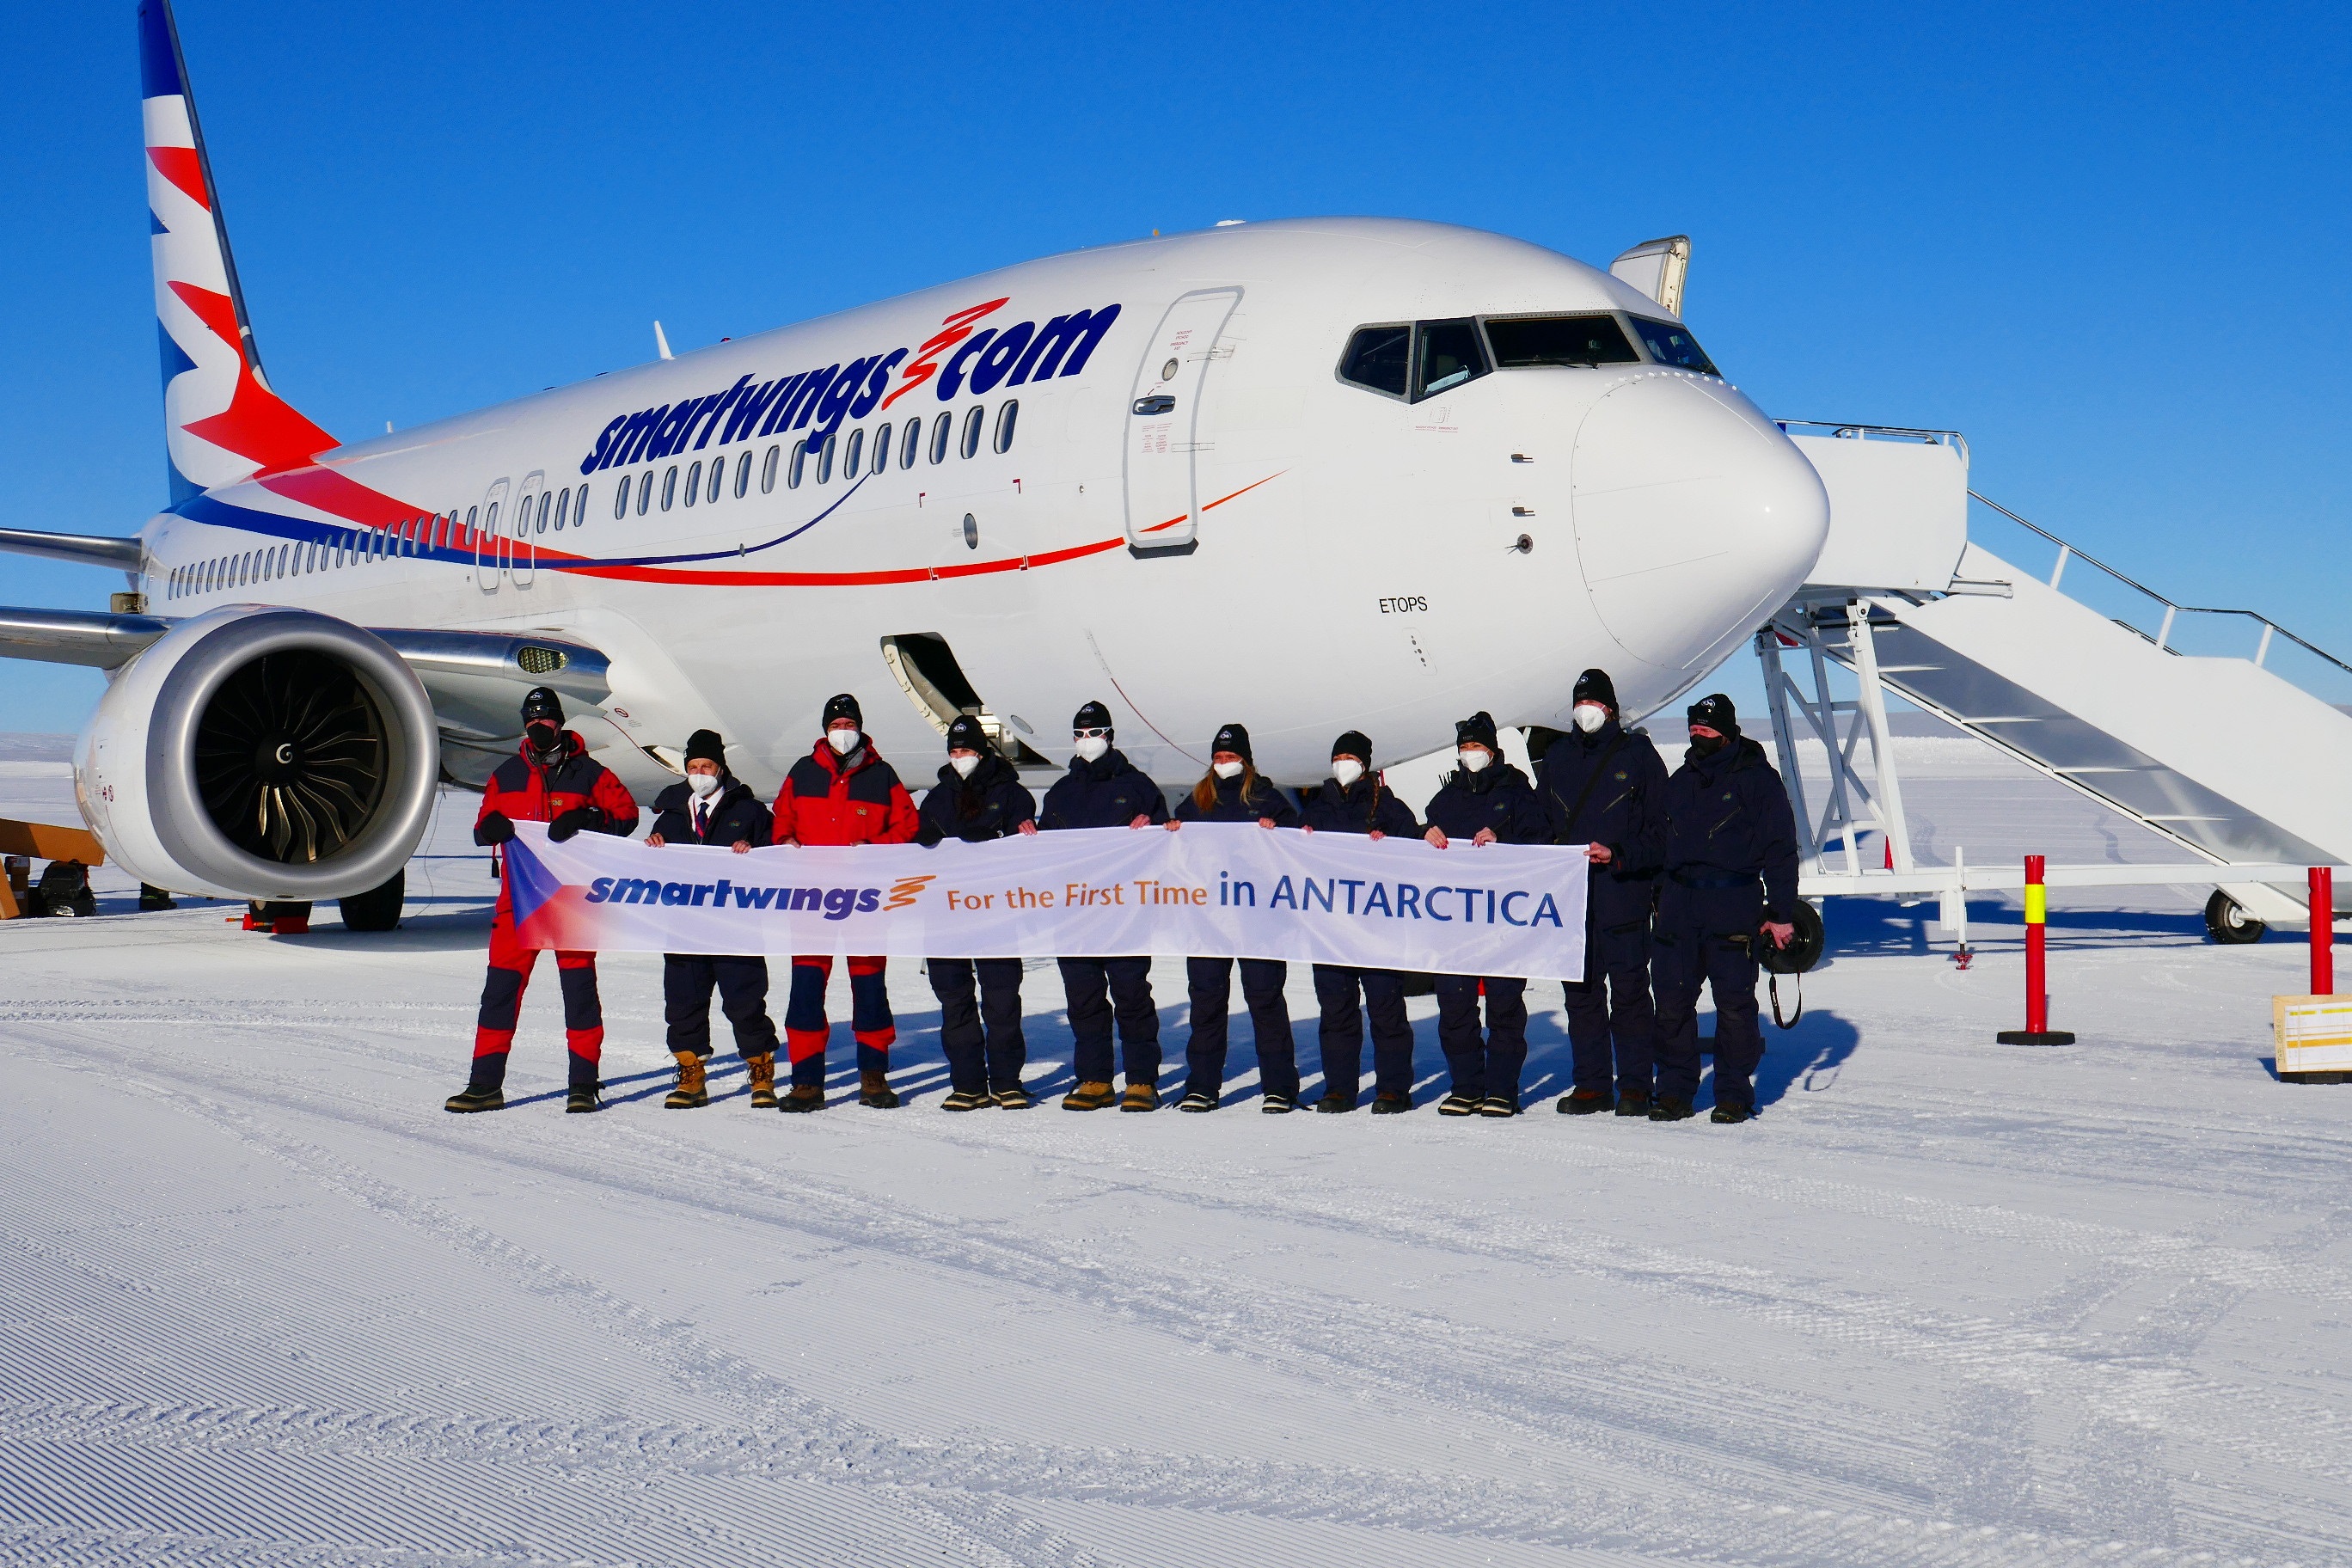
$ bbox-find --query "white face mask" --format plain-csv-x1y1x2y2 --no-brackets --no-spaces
1332,758,1365,787
1212,760,1243,780
950,753,979,778
826,727,861,754
1458,748,1492,773
686,771,721,797
1573,702,1610,733
1073,734,1109,763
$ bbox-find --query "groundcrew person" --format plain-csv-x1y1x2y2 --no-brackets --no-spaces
645,729,778,1110
446,687,639,1116
1537,669,1668,1118
1165,723,1300,1113
1297,730,1420,1113
1038,700,1167,1112
1652,693,1800,1125
770,695,919,1112
1421,712,1552,1117
916,714,1039,1112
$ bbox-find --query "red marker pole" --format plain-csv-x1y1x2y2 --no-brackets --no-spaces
2311,867,2334,995
1999,854,2075,1044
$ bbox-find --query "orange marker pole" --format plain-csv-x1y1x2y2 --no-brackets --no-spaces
1999,854,2075,1044
2311,867,2334,996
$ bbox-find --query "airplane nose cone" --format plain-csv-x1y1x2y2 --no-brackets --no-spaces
1571,376,1829,668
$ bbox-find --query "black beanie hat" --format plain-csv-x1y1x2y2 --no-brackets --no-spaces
1072,699,1113,732
684,728,725,767
1211,722,1252,761
822,692,862,729
945,714,993,754
1331,729,1373,763
1572,668,1618,711
1455,710,1499,751
521,686,565,725
1687,692,1738,733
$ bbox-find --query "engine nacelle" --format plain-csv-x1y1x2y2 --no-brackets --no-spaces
76,606,439,901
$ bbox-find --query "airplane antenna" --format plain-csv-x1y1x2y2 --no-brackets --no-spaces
653,321,674,360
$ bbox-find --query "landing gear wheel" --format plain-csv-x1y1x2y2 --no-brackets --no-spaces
2204,890,2265,945
338,869,405,932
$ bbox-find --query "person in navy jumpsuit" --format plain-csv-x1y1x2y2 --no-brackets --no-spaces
1297,730,1422,1112
916,714,1040,1111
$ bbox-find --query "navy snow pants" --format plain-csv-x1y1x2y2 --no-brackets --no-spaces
1652,879,1765,1111
785,955,894,1087
1183,957,1296,1102
1311,965,1415,1105
664,954,779,1061
1563,885,1657,1097
930,957,1027,1093
1435,975,1529,1105
1059,955,1160,1087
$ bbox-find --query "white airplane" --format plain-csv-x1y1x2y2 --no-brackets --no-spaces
0,0,1828,922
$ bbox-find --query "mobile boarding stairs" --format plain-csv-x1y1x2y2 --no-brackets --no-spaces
1767,422,2349,948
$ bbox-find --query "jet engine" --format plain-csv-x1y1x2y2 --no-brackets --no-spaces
75,606,439,901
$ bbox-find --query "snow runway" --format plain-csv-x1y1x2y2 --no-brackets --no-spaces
3,740,2349,1565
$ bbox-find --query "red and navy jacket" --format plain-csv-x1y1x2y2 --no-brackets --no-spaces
771,739,919,847
476,730,640,836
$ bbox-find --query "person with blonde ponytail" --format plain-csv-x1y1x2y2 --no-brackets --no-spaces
1165,723,1300,1112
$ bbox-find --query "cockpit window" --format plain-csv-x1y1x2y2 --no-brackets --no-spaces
1630,317,1718,376
1338,324,1412,398
1413,319,1488,401
1485,314,1640,368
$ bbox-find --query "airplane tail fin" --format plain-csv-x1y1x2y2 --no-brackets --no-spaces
140,0,334,502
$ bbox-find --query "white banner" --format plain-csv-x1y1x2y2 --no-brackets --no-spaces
505,822,1589,978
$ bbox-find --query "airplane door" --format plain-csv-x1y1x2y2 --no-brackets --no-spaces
510,471,542,589
1122,287,1240,554
474,477,509,594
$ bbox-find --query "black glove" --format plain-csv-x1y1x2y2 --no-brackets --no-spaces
475,811,515,847
547,807,599,843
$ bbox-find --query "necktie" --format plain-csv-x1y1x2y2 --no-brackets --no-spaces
695,800,709,839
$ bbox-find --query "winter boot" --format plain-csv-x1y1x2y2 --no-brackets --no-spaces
744,1053,777,1110
1177,1091,1216,1112
1260,1091,1296,1114
1710,1102,1754,1124
1649,1095,1696,1122
665,1051,709,1110
1119,1081,1160,1113
1558,1087,1611,1115
1438,1092,1482,1116
993,1083,1035,1109
565,1085,602,1114
1061,1080,1116,1111
858,1070,900,1109
1313,1092,1357,1114
1370,1090,1412,1114
444,1087,504,1114
778,1083,825,1112
1478,1094,1519,1118
1614,1087,1651,1118
941,1087,992,1112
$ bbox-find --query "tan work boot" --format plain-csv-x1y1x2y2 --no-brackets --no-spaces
859,1069,901,1109
1061,1080,1116,1111
778,1082,824,1112
665,1050,709,1109
744,1052,777,1109
1119,1081,1160,1113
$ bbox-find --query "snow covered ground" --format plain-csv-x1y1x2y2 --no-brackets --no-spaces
3,733,2349,1566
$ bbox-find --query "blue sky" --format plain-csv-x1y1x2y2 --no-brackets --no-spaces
2,1,2345,736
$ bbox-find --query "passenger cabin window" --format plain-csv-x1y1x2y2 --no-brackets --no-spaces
789,439,807,488
816,433,836,484
637,471,654,515
873,422,891,474
761,444,779,493
994,400,1018,453
612,482,629,521
683,461,702,507
554,489,569,530
959,405,983,458
661,465,679,510
1338,324,1411,399
899,419,920,469
1630,317,1718,376
929,412,952,464
1414,319,1488,401
842,429,863,478
737,450,753,498
707,459,723,504
1485,314,1640,368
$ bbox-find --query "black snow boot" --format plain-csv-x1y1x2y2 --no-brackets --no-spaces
992,1083,1035,1109
1370,1091,1411,1114
447,1055,506,1113
1478,1094,1518,1118
1260,1092,1296,1114
940,1087,992,1112
1314,1092,1357,1114
1615,1088,1651,1118
1710,1102,1754,1124
1557,1087,1611,1115
779,1083,824,1112
1648,1095,1696,1122
1438,1092,1482,1117
444,1087,503,1114
565,1085,602,1114
1178,1091,1216,1112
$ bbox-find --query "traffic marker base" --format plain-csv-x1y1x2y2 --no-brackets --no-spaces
1996,1030,2076,1046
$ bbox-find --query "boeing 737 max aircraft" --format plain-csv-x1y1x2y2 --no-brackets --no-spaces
0,0,1829,914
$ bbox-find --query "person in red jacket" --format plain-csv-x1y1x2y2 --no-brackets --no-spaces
771,694,919,1111
445,687,640,1116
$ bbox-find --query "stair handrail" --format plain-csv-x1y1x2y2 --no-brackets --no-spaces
1967,491,2352,680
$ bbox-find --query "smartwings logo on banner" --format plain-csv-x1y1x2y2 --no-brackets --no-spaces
577,299,1121,475
584,875,917,917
